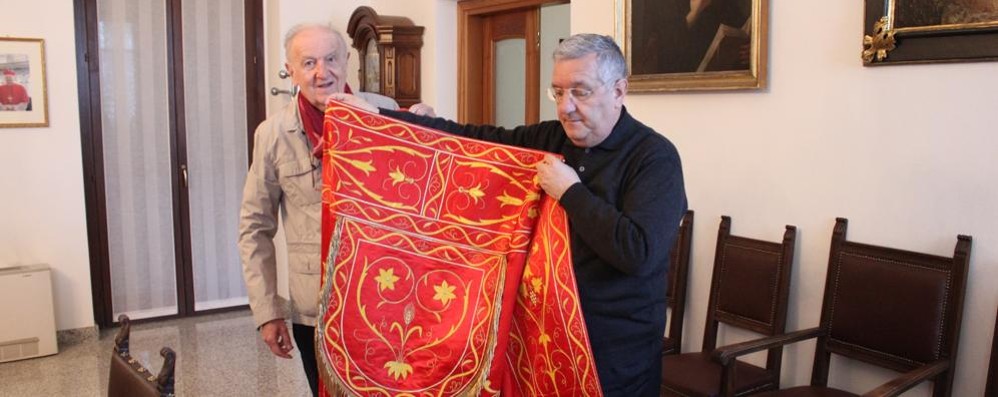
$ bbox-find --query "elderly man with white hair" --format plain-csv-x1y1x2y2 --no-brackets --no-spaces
237,23,397,396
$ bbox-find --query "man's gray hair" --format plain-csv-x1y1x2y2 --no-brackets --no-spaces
283,23,348,60
553,33,628,84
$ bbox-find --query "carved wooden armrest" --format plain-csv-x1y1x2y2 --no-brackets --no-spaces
711,326,823,366
861,360,949,397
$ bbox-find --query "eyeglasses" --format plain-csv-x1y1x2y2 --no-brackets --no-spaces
546,81,613,103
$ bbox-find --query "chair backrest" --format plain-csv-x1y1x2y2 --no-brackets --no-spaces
108,315,176,397
987,306,998,397
663,210,694,355
701,215,797,373
810,218,970,397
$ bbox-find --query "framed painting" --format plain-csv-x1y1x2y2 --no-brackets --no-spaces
615,0,769,92
0,37,48,128
864,0,998,65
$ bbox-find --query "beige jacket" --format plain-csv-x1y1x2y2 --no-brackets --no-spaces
238,93,399,327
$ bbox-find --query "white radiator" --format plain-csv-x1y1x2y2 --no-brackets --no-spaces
0,264,58,362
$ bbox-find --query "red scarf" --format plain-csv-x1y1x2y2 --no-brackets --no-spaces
298,84,353,159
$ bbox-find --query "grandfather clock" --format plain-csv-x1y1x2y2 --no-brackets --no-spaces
347,6,424,108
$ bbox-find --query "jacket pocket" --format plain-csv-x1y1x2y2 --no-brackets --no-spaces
277,159,321,207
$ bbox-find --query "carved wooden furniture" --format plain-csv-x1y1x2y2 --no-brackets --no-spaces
108,315,176,397
347,6,424,108
661,216,797,397
663,210,694,356
728,218,970,397
987,306,997,397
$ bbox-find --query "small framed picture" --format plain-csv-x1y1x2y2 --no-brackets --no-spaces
0,37,48,128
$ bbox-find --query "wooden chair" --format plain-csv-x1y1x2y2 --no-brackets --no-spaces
718,218,971,397
108,315,176,397
660,216,797,397
987,306,997,397
663,210,695,356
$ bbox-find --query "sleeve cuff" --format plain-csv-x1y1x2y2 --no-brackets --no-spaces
251,297,288,329
557,182,588,214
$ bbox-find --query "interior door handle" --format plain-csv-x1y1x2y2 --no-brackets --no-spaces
180,164,188,188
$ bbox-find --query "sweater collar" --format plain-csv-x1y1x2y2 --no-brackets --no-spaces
590,106,634,151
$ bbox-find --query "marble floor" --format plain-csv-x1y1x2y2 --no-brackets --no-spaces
0,309,311,396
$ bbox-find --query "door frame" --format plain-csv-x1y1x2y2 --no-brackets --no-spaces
457,0,569,124
74,0,265,328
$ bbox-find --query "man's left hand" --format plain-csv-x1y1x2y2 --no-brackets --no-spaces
536,154,580,201
328,93,378,112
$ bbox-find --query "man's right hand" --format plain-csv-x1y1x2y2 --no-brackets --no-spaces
407,103,436,117
260,318,294,359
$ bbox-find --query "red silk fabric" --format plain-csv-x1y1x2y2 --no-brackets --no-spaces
317,101,602,396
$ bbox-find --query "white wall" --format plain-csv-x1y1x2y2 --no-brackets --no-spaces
573,0,997,395
0,1,95,331
540,3,571,121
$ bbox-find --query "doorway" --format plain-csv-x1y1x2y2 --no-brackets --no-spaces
74,0,265,327
457,0,570,126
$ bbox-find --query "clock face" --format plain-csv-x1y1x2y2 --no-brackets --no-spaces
364,39,381,93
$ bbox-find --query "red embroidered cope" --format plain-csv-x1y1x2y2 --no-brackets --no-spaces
317,101,602,396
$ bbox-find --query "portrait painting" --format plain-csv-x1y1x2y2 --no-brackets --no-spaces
615,0,768,92
0,37,48,128
864,0,998,65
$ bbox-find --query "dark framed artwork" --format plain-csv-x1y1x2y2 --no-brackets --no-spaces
0,37,48,128
615,0,768,92
864,0,998,65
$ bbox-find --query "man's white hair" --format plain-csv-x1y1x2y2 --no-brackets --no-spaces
283,23,348,61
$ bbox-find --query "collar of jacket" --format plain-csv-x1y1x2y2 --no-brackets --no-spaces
280,93,305,134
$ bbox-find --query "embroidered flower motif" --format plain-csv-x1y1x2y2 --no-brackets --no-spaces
389,167,415,186
375,268,400,291
457,184,486,203
433,280,457,305
538,333,551,346
384,360,413,381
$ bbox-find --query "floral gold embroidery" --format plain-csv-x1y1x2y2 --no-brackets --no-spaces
433,280,457,305
375,268,400,291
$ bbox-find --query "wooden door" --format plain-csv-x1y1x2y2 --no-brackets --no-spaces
458,0,569,125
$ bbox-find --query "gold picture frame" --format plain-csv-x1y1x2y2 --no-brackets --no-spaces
0,37,48,128
863,0,998,65
614,0,768,92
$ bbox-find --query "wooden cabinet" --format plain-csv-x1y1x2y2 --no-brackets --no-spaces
347,6,424,108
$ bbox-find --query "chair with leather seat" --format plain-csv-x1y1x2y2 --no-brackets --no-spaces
108,315,176,397
660,216,797,397
663,210,695,356
987,306,997,397
715,218,971,397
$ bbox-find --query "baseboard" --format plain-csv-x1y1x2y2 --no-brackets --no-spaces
56,326,98,347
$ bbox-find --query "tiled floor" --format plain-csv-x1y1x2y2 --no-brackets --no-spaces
0,309,311,396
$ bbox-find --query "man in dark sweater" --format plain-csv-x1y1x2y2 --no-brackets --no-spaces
333,33,687,396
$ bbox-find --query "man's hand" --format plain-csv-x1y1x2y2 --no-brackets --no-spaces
327,93,378,112
260,318,294,359
536,154,580,201
408,103,436,117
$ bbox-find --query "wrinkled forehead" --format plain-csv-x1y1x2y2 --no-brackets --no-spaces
551,55,602,88
288,28,345,61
